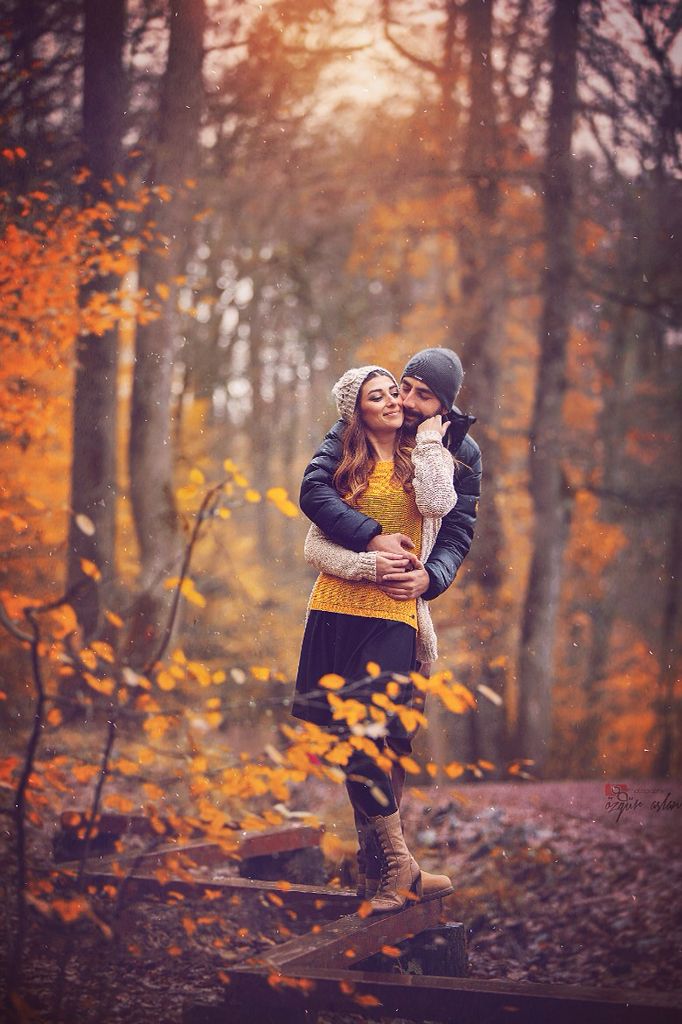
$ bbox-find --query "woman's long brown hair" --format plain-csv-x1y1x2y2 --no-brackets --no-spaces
333,371,415,506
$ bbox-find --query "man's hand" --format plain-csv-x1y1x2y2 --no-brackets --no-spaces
417,414,450,439
378,559,430,600
367,532,415,556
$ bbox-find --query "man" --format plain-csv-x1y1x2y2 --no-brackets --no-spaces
299,347,481,613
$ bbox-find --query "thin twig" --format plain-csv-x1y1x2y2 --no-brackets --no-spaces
141,478,228,676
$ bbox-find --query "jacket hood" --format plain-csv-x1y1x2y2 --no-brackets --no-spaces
445,407,477,455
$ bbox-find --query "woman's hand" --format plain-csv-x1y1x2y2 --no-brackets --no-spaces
417,415,450,439
375,550,418,581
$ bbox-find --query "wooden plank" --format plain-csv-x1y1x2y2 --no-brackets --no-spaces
56,815,322,863
55,824,323,873
59,810,177,838
76,869,360,916
259,898,446,970
238,825,321,858
184,965,682,1024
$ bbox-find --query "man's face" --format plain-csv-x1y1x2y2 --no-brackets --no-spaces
400,375,444,429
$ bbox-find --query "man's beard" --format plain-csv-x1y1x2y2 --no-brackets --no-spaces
401,411,421,433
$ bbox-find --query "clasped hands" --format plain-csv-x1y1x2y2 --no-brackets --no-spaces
368,533,430,599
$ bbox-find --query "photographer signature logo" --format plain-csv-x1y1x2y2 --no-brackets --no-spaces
604,783,681,823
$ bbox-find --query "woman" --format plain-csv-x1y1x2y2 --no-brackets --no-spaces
292,365,456,913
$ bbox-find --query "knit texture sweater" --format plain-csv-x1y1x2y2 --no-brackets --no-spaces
304,429,457,662
308,461,423,628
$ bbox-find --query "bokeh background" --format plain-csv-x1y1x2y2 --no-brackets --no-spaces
1,0,680,780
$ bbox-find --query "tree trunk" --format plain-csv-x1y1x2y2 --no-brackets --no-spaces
66,0,126,639
127,0,206,668
459,0,505,593
514,0,581,774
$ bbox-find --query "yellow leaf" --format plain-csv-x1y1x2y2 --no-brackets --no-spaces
180,579,206,608
399,756,421,775
156,671,176,691
189,468,205,485
250,665,270,681
115,759,139,776
155,283,170,300
366,662,380,678
80,558,101,581
318,673,345,690
244,489,261,503
212,670,226,684
80,648,98,670
47,707,62,727
104,610,124,628
104,793,135,813
91,641,115,663
444,761,464,779
279,500,299,518
84,673,115,696
188,661,211,686
143,715,172,740
489,655,508,669
176,485,198,502
72,764,100,784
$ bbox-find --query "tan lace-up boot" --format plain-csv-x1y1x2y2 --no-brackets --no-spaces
353,809,381,899
367,811,422,914
409,856,454,900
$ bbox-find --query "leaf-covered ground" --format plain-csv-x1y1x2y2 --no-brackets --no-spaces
2,780,681,1022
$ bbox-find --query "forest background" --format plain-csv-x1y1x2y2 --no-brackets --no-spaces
0,1,681,1018
1,0,681,820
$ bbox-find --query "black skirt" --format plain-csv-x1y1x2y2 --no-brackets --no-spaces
291,610,418,738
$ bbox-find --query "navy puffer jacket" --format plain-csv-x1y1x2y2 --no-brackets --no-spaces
298,409,482,601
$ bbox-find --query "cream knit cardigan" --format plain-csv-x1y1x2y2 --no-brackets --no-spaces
303,430,457,664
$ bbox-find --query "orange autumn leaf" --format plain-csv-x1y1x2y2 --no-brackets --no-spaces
353,994,382,1007
90,640,115,663
53,896,89,923
46,707,62,727
80,558,101,581
156,670,176,691
83,673,115,696
318,673,345,690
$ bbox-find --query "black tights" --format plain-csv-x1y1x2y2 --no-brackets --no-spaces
343,737,412,818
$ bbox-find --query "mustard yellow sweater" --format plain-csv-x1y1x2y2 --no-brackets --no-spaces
308,461,422,628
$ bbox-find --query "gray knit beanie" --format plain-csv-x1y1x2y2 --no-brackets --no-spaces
331,365,398,423
402,347,464,411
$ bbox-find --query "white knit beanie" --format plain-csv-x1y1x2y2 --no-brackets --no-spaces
331,365,398,423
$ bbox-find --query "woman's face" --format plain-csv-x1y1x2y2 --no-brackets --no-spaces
358,374,403,433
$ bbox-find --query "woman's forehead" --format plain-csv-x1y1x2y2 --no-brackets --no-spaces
363,374,396,393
